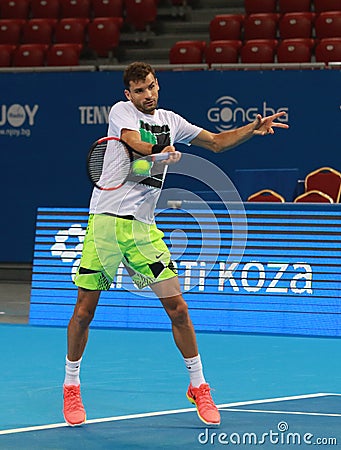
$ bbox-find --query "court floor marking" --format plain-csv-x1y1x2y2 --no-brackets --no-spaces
220,408,341,418
217,392,336,409
0,392,337,436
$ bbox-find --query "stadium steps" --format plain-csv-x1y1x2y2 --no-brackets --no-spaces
89,0,245,65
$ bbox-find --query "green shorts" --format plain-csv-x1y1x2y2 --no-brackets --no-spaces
74,214,177,291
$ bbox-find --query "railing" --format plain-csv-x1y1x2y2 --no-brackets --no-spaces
0,61,340,73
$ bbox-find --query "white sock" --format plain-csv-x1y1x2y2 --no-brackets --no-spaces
64,356,82,386
184,354,206,388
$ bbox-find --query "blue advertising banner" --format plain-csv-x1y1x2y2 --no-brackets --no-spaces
29,203,341,337
1,69,340,262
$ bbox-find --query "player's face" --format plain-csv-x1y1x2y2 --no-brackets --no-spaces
124,73,159,115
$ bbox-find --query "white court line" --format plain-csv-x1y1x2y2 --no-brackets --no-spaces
0,392,339,436
221,408,341,418
0,408,197,436
217,392,338,409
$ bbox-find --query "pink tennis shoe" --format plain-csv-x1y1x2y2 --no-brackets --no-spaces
63,384,86,426
187,383,221,426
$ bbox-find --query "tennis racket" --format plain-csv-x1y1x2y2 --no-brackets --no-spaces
87,136,173,191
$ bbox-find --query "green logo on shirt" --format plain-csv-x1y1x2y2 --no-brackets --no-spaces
139,120,170,145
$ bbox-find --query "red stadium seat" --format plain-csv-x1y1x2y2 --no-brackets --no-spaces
60,0,91,18
315,37,341,62
12,43,47,66
54,18,89,44
243,13,279,40
87,17,121,56
0,18,23,45
315,11,341,39
30,0,60,19
205,40,242,66
22,18,56,45
247,189,285,202
0,0,30,19
314,0,341,13
125,0,157,31
294,190,334,203
306,167,341,202
0,43,16,66
174,40,205,52
279,12,315,39
277,38,314,62
241,39,277,63
278,0,312,13
209,14,244,41
91,0,124,18
46,43,82,65
298,166,341,202
244,0,277,14
169,40,205,64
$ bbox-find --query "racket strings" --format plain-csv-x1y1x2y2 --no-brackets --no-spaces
88,142,106,183
88,139,131,190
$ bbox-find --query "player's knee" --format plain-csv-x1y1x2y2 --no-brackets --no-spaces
73,290,98,328
73,304,95,328
168,300,189,327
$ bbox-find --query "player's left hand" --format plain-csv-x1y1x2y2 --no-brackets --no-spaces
253,112,289,135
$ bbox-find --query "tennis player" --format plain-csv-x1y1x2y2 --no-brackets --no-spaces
63,62,289,427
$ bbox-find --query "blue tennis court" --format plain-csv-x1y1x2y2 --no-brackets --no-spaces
0,324,340,449
1,201,340,449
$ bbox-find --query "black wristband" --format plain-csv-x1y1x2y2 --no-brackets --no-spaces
151,144,167,154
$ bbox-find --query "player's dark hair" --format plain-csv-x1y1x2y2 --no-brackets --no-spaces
123,62,156,90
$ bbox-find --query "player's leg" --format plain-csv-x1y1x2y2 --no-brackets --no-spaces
63,288,100,427
67,288,101,361
126,221,221,425
63,214,123,426
150,277,198,358
151,279,220,425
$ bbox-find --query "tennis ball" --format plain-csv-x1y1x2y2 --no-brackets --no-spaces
133,160,152,175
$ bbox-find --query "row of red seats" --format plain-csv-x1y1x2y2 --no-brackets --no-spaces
210,12,341,42
244,0,341,14
0,42,82,66
0,17,121,57
0,0,122,19
169,38,341,65
0,0,158,32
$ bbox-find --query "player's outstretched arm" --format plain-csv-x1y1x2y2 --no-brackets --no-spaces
191,111,289,153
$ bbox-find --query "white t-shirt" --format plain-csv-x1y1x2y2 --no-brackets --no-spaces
89,101,202,223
